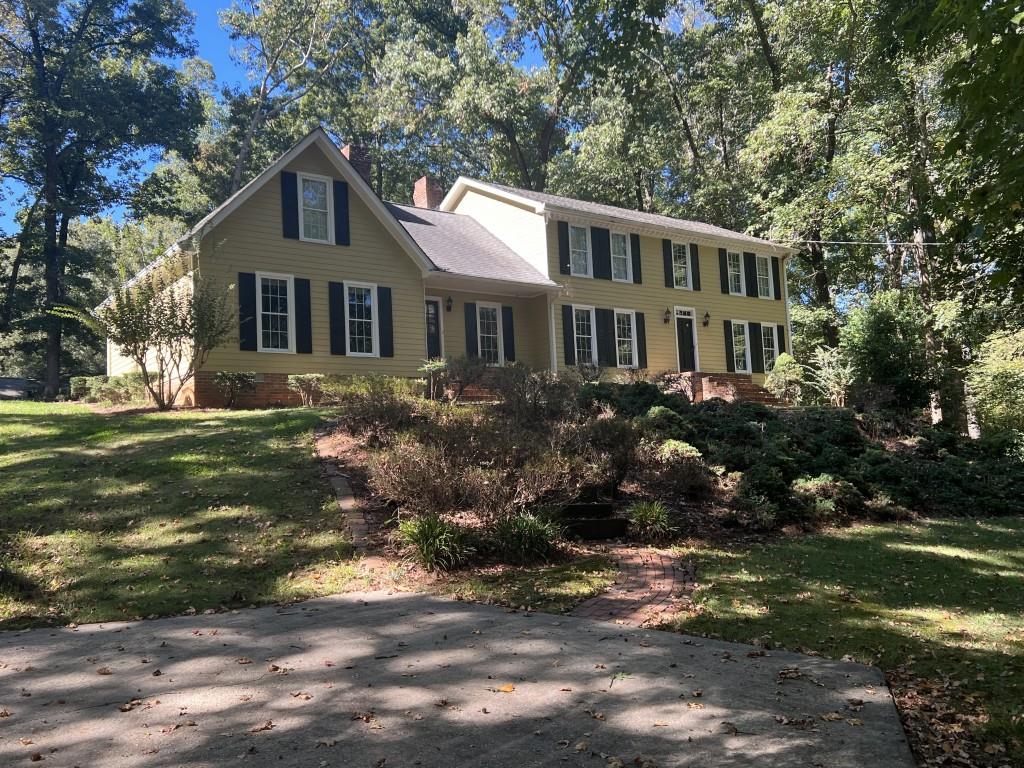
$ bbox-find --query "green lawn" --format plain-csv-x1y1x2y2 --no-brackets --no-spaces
674,519,1024,763
0,401,357,628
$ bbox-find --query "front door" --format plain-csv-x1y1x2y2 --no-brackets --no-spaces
676,309,697,371
425,298,442,358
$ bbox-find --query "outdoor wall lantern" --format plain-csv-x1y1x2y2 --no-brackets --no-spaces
702,311,711,327
663,308,671,324
445,296,453,312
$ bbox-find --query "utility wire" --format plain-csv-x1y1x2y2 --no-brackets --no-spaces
775,239,955,246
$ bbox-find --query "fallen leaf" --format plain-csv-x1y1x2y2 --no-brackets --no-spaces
821,711,843,722
496,683,515,693
96,667,112,675
250,720,274,733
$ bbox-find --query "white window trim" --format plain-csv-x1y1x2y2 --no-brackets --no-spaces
755,254,774,299
344,280,380,358
673,306,700,372
672,241,692,290
424,295,445,358
731,319,750,373
256,271,296,354
613,308,638,369
727,251,745,296
568,223,593,278
477,301,504,366
297,171,335,245
610,231,633,283
571,304,598,365
761,321,779,371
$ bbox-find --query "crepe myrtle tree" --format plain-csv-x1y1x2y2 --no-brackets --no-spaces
56,251,234,409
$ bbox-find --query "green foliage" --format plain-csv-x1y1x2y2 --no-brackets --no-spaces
486,513,561,564
492,363,581,425
395,514,474,572
286,374,325,407
967,329,1024,434
764,353,803,404
213,371,258,408
326,374,420,441
804,347,856,407
579,381,687,418
626,501,676,543
791,474,866,523
69,377,89,400
634,405,695,441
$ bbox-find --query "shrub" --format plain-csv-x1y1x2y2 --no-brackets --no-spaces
627,501,676,543
633,439,714,501
764,353,803,404
967,328,1024,434
486,512,560,564
418,358,448,400
287,374,325,406
582,413,638,495
805,346,856,407
329,374,418,439
69,376,89,400
368,439,463,514
580,381,686,418
440,355,489,402
791,473,866,523
635,405,694,441
492,363,581,425
736,463,792,514
213,371,257,408
395,514,474,571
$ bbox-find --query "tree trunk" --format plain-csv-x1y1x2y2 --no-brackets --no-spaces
0,198,40,333
41,196,62,400
744,0,782,91
230,102,265,195
805,235,839,347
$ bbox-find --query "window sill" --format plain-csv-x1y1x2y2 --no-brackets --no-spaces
257,347,295,354
298,235,334,245
347,351,379,358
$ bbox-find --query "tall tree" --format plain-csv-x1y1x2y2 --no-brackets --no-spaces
0,0,202,397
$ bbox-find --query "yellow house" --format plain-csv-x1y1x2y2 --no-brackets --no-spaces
107,128,796,406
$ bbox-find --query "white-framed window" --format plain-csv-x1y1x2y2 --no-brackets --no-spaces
569,224,591,277
477,302,503,365
672,242,691,289
727,251,744,295
257,271,295,353
298,172,333,244
610,232,632,282
755,254,772,298
761,323,778,371
345,281,379,356
572,305,597,365
614,309,637,368
731,320,749,373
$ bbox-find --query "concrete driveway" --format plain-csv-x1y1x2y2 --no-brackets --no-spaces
0,592,914,767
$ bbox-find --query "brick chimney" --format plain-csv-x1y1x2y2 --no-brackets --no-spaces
413,175,444,209
341,143,372,185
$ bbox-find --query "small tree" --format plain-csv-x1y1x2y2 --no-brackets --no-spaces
58,252,234,410
806,346,856,407
764,353,804,404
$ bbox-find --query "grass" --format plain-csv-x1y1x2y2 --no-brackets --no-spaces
438,556,617,614
0,401,357,629
673,518,1024,762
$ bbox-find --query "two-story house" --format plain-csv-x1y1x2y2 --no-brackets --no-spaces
107,128,795,406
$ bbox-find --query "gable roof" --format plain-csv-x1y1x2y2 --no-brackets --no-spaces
441,178,795,256
386,203,556,288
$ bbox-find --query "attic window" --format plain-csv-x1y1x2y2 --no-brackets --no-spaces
298,172,332,243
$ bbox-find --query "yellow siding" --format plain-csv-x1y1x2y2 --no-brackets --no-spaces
435,290,550,370
200,144,428,376
107,340,139,376
546,222,789,382
448,188,549,278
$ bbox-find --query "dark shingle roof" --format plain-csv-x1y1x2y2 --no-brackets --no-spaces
470,181,783,250
387,203,556,287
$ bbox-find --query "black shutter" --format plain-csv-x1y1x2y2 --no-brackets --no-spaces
771,256,782,300
295,278,312,353
557,221,571,275
750,322,764,373
561,305,576,365
744,252,758,297
719,248,729,293
281,172,299,239
724,319,735,372
591,227,611,280
630,233,642,284
464,302,478,357
635,312,647,369
689,244,701,291
663,239,674,287
378,286,394,357
596,308,616,367
502,306,515,362
328,281,346,355
333,179,350,246
238,272,257,351
777,324,787,355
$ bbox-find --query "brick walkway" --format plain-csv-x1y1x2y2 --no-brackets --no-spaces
315,432,371,551
571,547,695,626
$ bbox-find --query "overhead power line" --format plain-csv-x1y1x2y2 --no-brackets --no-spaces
775,239,955,246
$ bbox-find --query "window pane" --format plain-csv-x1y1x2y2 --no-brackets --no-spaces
260,277,289,350
615,312,634,367
569,226,589,275
303,209,328,242
611,233,629,280
672,242,689,288
347,286,374,354
732,323,747,371
756,256,771,297
573,308,594,364
478,306,500,365
728,252,742,294
301,178,329,240
762,326,777,371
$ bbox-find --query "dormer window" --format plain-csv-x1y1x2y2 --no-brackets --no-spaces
298,172,333,243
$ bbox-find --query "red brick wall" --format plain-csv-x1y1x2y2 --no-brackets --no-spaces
193,371,302,408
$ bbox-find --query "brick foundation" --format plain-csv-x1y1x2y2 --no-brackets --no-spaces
193,371,302,408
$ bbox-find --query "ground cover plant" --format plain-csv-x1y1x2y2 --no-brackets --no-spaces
0,401,356,628
672,518,1024,767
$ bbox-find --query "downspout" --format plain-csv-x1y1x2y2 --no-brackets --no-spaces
548,293,558,372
